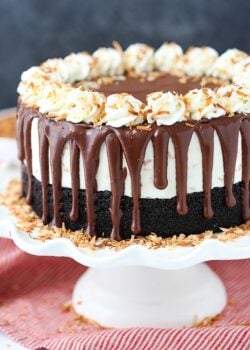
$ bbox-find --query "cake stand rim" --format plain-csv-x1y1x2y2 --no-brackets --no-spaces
0,205,249,269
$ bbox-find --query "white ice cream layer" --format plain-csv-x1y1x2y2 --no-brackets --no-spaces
30,118,242,199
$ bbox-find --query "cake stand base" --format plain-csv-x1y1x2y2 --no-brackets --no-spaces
72,263,227,328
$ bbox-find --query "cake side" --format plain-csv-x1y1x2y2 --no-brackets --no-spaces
17,103,250,240
22,167,244,239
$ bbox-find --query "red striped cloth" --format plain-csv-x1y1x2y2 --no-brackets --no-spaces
0,238,249,350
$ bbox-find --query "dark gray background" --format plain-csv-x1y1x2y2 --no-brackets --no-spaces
0,0,249,108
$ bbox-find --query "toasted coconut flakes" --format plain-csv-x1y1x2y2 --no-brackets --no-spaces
185,122,195,128
193,313,223,328
178,77,188,84
60,301,105,331
234,321,250,326
61,301,73,313
200,76,228,87
1,320,10,326
112,40,123,53
0,179,249,251
146,71,166,82
193,298,250,328
192,76,201,82
136,125,152,131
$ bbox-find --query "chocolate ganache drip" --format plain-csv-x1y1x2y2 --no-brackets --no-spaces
106,133,124,240
169,124,193,216
16,105,39,204
69,140,80,222
113,128,153,234
152,127,169,190
211,118,241,208
38,117,49,224
240,118,250,221
196,124,214,219
17,103,250,239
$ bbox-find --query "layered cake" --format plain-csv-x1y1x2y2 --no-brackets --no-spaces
16,42,250,240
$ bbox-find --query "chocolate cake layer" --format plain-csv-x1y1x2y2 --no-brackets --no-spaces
22,166,244,239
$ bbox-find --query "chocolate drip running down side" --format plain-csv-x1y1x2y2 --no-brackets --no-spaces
16,106,37,204
240,118,250,221
196,124,214,219
17,103,250,239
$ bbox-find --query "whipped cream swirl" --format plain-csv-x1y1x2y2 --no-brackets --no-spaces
209,49,248,80
233,71,250,89
17,42,250,127
20,66,49,83
234,56,250,75
41,58,72,83
92,47,124,77
154,42,183,72
147,92,185,125
36,83,73,114
217,84,250,114
183,47,218,76
56,89,106,124
17,67,49,99
103,93,145,127
63,52,94,82
124,44,154,73
17,82,45,106
184,88,225,120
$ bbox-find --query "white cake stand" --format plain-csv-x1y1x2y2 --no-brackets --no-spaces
0,162,250,328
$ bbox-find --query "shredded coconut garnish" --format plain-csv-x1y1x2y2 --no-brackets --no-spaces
0,180,249,251
17,42,250,126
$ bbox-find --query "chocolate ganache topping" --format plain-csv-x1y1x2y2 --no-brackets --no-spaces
94,73,204,101
17,73,250,240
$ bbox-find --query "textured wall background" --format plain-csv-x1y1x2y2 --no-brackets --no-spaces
0,0,249,108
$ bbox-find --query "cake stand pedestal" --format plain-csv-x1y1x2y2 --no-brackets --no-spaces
72,264,226,328
0,163,249,328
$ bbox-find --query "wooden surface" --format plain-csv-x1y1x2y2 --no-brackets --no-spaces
0,108,25,348
0,108,16,138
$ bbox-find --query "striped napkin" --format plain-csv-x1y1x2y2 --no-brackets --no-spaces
0,238,249,350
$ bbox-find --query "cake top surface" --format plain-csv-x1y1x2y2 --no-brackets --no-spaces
17,42,250,127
